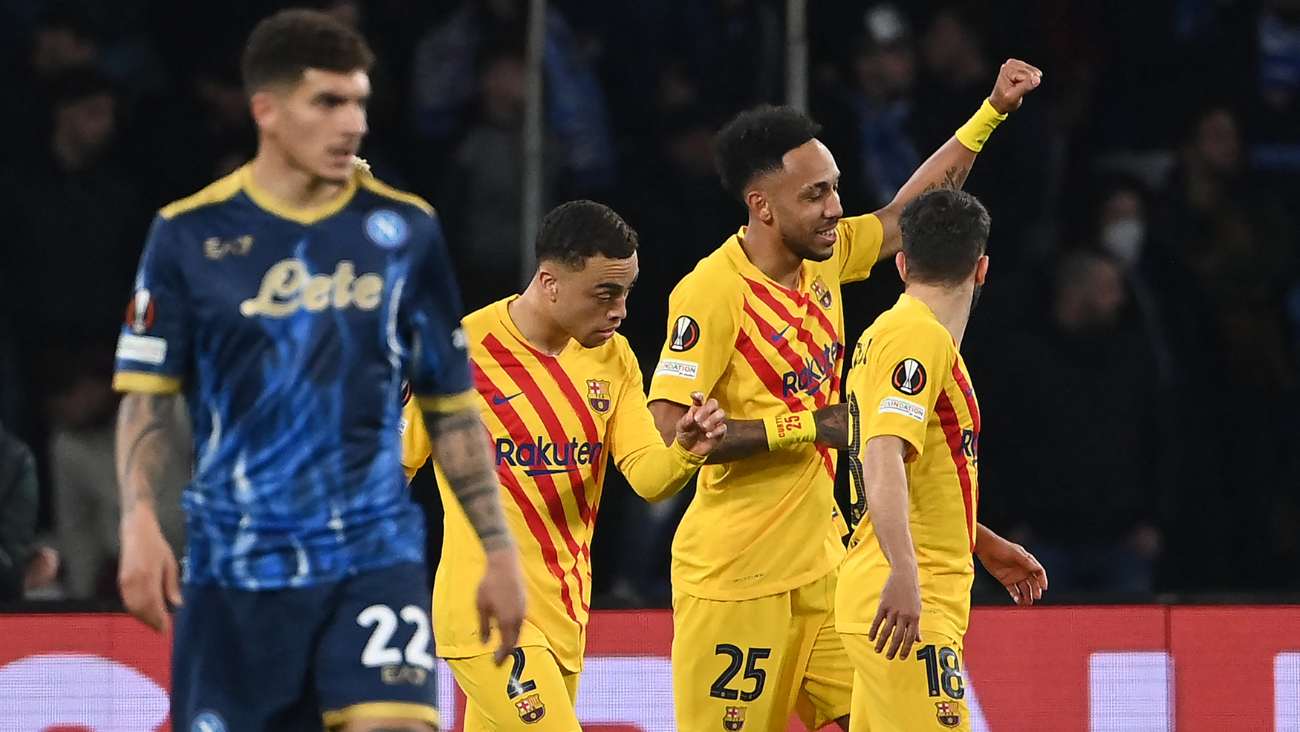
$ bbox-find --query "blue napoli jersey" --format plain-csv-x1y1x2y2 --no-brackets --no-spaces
113,163,473,590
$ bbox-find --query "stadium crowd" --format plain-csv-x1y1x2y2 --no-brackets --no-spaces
2,0,1299,605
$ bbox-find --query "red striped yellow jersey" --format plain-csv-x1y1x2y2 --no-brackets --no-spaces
402,297,702,672
837,294,980,640
648,214,884,600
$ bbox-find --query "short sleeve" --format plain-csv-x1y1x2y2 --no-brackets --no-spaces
399,388,433,483
113,215,193,394
837,214,885,285
845,320,953,458
647,270,741,406
402,214,475,412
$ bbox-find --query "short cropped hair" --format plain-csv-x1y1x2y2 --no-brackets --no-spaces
900,189,991,286
536,200,639,269
714,105,821,200
241,9,374,93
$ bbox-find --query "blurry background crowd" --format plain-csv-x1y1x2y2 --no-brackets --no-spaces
2,0,1300,607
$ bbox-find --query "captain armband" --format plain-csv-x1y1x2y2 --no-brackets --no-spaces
763,412,817,452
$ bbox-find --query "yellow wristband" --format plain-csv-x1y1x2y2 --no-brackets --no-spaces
954,99,1008,153
763,412,817,452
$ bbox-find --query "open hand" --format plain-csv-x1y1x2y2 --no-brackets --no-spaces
869,570,923,661
478,545,528,665
977,536,1047,606
119,510,183,633
989,59,1043,114
675,391,727,456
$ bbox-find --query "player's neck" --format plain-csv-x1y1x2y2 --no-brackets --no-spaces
740,223,803,290
510,287,571,357
248,151,349,210
905,284,973,348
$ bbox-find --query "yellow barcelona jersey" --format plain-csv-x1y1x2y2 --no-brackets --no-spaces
837,294,981,640
402,297,704,672
648,214,884,600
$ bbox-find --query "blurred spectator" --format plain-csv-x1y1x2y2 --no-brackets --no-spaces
984,251,1168,593
816,4,921,212
436,43,563,310
1,3,102,168
0,68,144,565
1152,106,1298,393
912,3,1056,265
410,0,616,194
0,421,59,601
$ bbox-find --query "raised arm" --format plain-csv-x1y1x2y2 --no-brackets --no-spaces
423,403,526,664
117,391,191,633
873,59,1042,262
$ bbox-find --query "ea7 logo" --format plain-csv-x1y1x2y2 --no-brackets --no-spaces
241,259,385,318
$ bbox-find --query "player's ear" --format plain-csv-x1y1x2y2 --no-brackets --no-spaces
249,90,277,130
974,255,989,285
537,265,559,302
746,188,771,225
895,250,908,282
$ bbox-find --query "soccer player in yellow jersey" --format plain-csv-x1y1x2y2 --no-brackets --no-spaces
402,200,727,732
839,189,1048,732
647,60,1043,732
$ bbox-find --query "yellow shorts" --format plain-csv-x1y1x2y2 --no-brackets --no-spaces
842,631,970,732
449,646,581,732
672,571,852,732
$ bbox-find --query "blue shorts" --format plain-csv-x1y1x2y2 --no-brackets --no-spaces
171,561,439,732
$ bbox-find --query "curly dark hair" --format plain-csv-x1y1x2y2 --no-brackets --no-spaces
713,105,822,201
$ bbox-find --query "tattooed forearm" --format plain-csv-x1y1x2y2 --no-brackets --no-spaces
704,419,772,464
425,407,514,553
115,392,189,517
813,404,850,450
922,165,971,193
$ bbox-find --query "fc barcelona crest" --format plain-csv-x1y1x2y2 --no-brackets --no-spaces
723,706,746,731
810,275,833,309
587,379,611,413
515,694,546,724
935,701,961,728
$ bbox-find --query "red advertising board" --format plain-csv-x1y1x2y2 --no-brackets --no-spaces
1,607,1299,731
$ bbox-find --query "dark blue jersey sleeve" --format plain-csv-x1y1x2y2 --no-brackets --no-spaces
402,213,473,409
113,214,194,393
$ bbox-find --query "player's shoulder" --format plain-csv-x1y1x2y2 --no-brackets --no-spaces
672,246,744,299
866,298,954,352
356,166,435,220
158,168,245,221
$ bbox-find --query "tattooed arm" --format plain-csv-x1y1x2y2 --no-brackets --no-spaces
424,405,526,664
649,401,849,464
873,59,1043,263
116,392,190,633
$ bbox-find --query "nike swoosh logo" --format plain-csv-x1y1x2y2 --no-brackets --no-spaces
493,392,524,405
770,325,792,343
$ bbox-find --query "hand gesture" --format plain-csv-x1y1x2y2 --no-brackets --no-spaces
675,391,727,456
869,569,923,661
119,509,183,633
989,59,1043,114
478,545,528,665
977,536,1047,606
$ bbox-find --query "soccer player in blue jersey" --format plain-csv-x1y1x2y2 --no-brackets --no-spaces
112,10,526,732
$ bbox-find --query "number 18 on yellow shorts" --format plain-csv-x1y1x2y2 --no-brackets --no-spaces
841,631,970,732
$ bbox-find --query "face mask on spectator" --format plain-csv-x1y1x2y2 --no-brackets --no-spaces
1102,218,1144,267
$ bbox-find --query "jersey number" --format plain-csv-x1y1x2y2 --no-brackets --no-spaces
356,604,436,670
710,644,771,702
846,392,867,527
917,644,965,699
507,648,539,699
